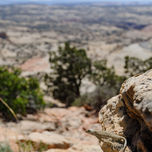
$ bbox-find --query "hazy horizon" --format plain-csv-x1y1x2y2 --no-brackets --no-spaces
1,0,152,5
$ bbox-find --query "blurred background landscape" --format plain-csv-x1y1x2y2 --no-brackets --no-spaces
0,0,152,151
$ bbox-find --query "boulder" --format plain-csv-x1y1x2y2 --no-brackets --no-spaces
120,70,152,152
18,120,56,133
19,131,71,149
98,70,152,152
45,144,102,152
99,96,130,152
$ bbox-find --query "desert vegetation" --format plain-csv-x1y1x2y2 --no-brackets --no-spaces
0,66,45,120
124,56,152,77
45,42,91,106
45,42,152,111
0,42,152,121
44,43,129,110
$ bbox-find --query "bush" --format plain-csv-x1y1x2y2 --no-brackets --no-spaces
0,142,13,152
0,67,45,120
73,60,126,111
18,141,48,152
91,60,125,92
124,56,152,77
90,60,125,107
73,86,119,111
45,42,91,106
46,43,127,110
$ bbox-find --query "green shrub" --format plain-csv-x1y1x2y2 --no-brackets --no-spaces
18,141,48,152
0,67,45,120
45,42,91,106
0,142,13,152
87,60,125,110
72,94,88,107
73,60,126,111
124,56,152,77
45,43,126,109
73,85,122,111
91,60,125,90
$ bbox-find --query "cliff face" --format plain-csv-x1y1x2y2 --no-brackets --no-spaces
99,70,152,152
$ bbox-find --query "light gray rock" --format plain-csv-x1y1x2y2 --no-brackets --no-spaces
120,70,152,132
18,120,56,134
19,131,71,149
97,70,152,152
98,96,130,152
120,70,152,152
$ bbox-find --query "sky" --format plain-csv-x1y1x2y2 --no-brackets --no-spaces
1,0,152,5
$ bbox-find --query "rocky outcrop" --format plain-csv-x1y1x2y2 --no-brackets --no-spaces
120,70,152,152
98,95,130,152
98,70,152,152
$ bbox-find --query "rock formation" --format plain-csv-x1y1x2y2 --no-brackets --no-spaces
98,70,152,152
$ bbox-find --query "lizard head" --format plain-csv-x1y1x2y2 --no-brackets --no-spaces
86,124,102,140
86,128,104,141
86,129,99,137
86,129,93,134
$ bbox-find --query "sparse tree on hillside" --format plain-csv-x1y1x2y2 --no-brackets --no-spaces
91,59,126,92
89,60,126,109
124,56,152,77
45,42,91,106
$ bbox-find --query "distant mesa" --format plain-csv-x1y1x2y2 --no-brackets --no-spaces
0,32,8,40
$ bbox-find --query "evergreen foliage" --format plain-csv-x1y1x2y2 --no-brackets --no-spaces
46,42,126,109
73,60,126,110
90,60,125,109
0,142,13,152
124,56,152,77
0,67,45,120
45,42,91,106
91,60,125,92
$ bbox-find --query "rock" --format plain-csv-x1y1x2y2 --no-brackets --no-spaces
71,144,102,152
20,55,51,76
107,43,152,75
120,70,152,152
99,96,129,152
45,150,70,152
45,145,102,152
98,70,152,152
19,131,71,149
99,95,126,135
0,126,20,152
18,120,56,133
44,96,65,107
44,107,90,131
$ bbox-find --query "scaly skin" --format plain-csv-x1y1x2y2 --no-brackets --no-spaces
87,129,127,152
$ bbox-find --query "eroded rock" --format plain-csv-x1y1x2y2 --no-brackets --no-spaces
120,70,152,152
98,96,129,152
19,131,71,149
98,70,152,152
19,120,56,133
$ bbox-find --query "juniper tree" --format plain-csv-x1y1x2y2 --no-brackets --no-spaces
45,42,91,106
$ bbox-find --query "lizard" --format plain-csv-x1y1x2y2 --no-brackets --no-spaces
87,129,127,152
